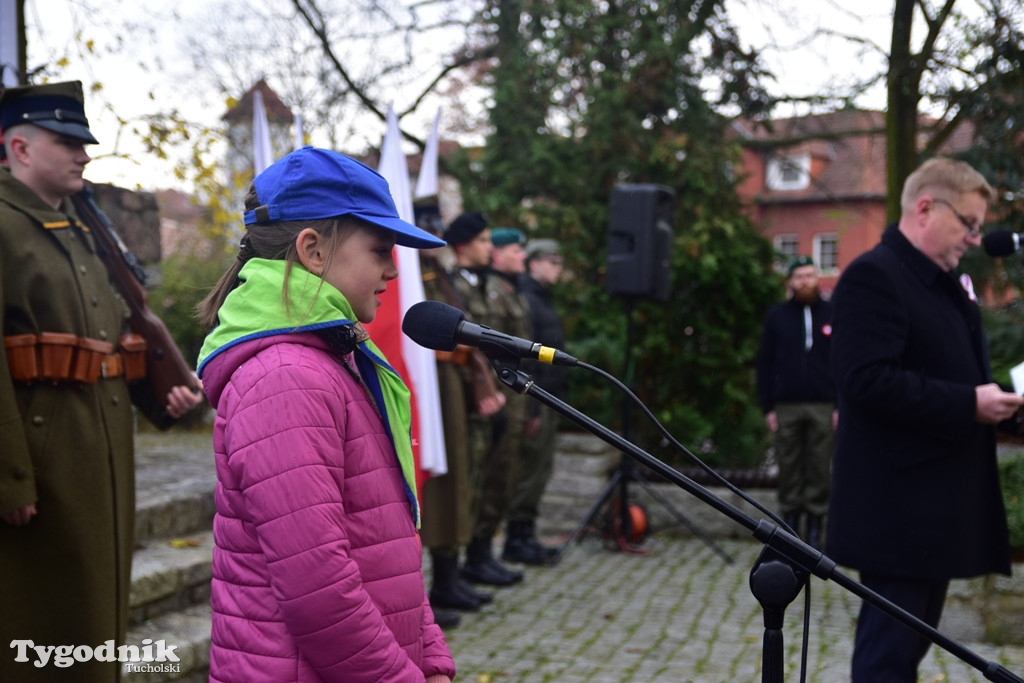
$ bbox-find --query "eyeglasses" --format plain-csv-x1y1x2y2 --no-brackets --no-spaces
932,198,982,238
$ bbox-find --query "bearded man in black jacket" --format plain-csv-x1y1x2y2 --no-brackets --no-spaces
756,256,836,550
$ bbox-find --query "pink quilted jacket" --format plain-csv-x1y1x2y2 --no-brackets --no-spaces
202,333,455,682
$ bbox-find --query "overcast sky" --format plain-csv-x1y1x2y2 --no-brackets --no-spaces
22,0,905,191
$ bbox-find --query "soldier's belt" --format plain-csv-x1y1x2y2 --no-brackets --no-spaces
4,332,147,384
435,346,471,366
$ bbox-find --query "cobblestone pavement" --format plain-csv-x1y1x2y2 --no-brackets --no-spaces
442,535,1024,683
132,429,1024,682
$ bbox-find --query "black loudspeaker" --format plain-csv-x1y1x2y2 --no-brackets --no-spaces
606,184,676,301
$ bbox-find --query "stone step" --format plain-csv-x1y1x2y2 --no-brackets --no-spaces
130,530,214,626
134,439,216,544
536,450,617,539
123,604,211,683
538,433,779,544
126,528,213,682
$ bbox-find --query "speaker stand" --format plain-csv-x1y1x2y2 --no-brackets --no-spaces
550,297,733,565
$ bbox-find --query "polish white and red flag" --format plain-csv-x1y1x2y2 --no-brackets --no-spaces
365,105,447,487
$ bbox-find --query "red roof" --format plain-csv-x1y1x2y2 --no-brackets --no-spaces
223,79,294,124
731,109,976,203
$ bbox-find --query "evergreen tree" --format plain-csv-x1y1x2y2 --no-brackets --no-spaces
452,0,779,467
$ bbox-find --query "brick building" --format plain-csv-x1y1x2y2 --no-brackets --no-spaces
732,109,974,294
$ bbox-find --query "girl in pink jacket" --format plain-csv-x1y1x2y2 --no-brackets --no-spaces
197,147,455,683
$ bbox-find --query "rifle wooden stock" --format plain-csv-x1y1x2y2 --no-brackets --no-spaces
70,187,198,411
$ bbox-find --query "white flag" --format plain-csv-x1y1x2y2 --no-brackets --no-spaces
0,0,21,88
379,106,415,223
252,89,273,174
414,109,442,200
377,104,447,476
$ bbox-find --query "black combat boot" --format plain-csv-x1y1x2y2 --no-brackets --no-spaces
502,520,557,566
431,606,461,629
461,535,523,586
454,575,493,605
429,551,482,611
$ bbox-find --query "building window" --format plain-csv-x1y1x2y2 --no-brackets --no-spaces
813,234,839,274
774,234,800,270
766,153,811,191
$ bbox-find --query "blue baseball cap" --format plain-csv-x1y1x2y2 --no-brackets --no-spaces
243,146,445,249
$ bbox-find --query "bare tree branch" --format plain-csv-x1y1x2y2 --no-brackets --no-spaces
915,0,957,76
290,0,493,151
399,44,497,120
290,0,387,121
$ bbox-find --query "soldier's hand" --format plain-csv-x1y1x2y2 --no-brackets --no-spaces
478,391,506,418
2,502,37,526
166,373,204,419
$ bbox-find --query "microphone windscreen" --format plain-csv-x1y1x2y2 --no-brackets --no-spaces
982,231,1018,257
402,300,463,351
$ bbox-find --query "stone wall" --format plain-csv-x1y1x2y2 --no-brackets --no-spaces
944,565,1024,645
91,183,163,265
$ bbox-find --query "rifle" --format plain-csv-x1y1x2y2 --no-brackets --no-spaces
71,186,199,419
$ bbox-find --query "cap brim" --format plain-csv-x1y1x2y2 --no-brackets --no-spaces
33,120,99,145
354,212,447,249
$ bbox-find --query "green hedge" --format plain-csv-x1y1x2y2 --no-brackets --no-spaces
981,302,1024,389
1000,455,1024,554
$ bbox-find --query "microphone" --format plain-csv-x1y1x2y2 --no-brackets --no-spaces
982,230,1020,257
402,300,578,366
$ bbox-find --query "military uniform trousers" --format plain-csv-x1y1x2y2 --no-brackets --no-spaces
774,401,833,517
473,390,527,538
509,408,558,523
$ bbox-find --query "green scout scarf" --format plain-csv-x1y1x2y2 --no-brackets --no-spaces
197,258,419,526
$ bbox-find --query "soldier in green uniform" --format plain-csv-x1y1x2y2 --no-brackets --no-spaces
418,221,504,619
443,213,523,587
464,226,532,581
504,238,566,565
0,82,201,682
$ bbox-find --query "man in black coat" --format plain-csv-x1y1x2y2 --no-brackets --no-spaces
828,157,1023,682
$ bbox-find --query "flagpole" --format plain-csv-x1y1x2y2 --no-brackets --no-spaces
293,112,304,151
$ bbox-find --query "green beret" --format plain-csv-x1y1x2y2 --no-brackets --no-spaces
491,227,526,247
786,256,815,277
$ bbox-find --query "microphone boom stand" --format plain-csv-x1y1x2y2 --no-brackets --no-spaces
487,357,1024,683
